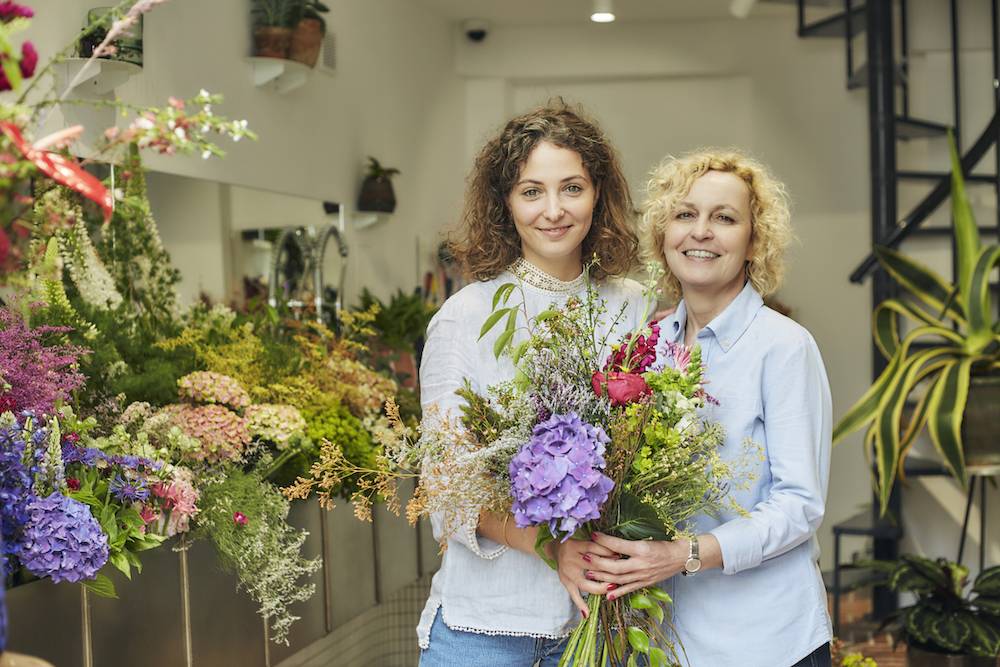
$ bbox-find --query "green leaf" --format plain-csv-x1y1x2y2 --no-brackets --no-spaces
67,490,102,508
628,593,654,610
610,492,670,541
626,627,650,655
904,607,932,644
646,601,664,624
648,647,668,667
1,58,22,92
479,307,512,340
872,298,945,360
533,524,557,570
491,282,516,310
973,566,1000,597
926,358,973,487
874,246,966,325
510,340,530,366
901,555,954,590
974,596,1000,617
109,551,131,579
626,655,637,667
646,587,673,605
966,244,1000,342
493,328,514,359
949,132,982,309
534,309,561,323
965,613,1000,656
83,574,117,599
931,612,971,652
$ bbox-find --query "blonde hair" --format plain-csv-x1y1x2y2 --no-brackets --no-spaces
639,148,792,300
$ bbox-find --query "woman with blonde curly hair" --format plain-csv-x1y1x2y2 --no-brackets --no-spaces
416,102,647,666
581,149,834,667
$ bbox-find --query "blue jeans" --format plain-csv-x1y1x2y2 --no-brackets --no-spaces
419,608,567,667
791,643,832,667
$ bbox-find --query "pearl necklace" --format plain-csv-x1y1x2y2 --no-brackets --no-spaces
509,258,587,295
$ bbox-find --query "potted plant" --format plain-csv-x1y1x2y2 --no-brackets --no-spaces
357,157,400,213
289,0,328,67
834,135,1000,514
251,0,301,59
355,288,437,388
863,555,1000,665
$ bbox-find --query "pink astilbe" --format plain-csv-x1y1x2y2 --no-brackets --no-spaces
0,306,88,415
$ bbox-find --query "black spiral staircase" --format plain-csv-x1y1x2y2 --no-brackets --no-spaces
791,0,1000,632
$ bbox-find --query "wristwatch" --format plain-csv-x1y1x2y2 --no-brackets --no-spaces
682,537,701,576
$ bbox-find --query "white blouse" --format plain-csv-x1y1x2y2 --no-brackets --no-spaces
416,262,647,648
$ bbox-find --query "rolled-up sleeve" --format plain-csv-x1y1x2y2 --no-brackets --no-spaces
710,333,832,575
420,298,507,560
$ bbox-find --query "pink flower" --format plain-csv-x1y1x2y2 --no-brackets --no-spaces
604,321,660,374
18,40,36,77
591,371,651,407
0,2,34,21
233,511,248,527
66,477,81,491
138,505,159,524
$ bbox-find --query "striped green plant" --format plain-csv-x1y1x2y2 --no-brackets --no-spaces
864,555,1000,657
834,135,1000,515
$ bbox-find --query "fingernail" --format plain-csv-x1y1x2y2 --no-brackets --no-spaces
581,609,589,619
607,583,618,592
582,554,592,563
584,571,594,580
607,594,615,601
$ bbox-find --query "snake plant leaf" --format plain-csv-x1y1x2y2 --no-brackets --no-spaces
973,566,1000,597
874,346,962,513
874,246,967,325
926,357,974,487
967,244,1000,341
873,298,945,360
949,132,983,307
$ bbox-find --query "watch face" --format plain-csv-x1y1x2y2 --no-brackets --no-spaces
685,558,702,574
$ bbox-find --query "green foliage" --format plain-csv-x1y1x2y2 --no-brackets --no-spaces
834,135,1000,514
865,555,1000,657
301,397,378,497
355,288,437,353
365,156,400,179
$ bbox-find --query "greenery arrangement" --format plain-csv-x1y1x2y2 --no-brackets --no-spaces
1,0,403,647
834,136,1000,514
865,555,1000,657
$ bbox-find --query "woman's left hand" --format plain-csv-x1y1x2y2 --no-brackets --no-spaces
586,532,688,599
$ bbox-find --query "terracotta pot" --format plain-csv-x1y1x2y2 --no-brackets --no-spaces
253,26,292,59
963,372,1000,474
907,645,997,667
358,176,397,213
289,17,323,67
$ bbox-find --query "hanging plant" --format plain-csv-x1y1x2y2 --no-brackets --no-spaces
357,156,400,213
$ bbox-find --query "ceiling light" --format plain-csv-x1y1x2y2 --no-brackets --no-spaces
591,0,615,23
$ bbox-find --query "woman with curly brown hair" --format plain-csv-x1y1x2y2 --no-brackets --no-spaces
416,103,647,666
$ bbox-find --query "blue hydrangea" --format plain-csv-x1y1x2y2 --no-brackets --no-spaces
20,493,109,583
0,419,41,569
509,412,614,540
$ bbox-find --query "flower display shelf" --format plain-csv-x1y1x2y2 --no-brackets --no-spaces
246,57,311,94
53,57,141,97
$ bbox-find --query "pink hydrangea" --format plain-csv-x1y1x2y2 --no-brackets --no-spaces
159,404,250,464
177,371,251,411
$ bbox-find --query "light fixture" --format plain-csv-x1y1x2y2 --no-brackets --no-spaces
591,0,615,23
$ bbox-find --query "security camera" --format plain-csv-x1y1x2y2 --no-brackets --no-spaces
462,19,489,43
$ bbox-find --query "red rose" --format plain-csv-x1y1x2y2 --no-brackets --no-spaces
591,370,651,406
66,477,81,491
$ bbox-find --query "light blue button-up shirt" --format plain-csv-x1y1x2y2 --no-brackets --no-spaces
654,282,833,666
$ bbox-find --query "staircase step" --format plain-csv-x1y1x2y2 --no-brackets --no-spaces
897,170,997,184
848,61,905,90
896,116,951,140
799,4,867,38
909,225,999,237
832,508,902,539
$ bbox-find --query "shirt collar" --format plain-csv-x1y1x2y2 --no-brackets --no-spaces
662,281,765,353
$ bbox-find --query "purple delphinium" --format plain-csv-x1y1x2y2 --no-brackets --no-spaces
0,417,45,570
509,412,614,540
20,492,108,583
110,474,149,503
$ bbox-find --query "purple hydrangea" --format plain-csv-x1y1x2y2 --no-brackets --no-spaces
509,412,614,540
0,419,42,569
20,493,109,583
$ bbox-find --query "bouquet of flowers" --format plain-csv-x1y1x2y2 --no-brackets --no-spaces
287,268,746,665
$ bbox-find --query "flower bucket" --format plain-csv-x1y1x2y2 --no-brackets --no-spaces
908,645,997,667
357,176,396,213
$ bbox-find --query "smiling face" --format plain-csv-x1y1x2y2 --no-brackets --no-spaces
507,141,596,280
662,169,754,301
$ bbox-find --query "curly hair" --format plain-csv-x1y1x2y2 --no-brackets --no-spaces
639,148,792,300
449,101,637,281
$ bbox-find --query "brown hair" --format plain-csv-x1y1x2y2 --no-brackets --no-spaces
449,101,637,281
640,148,792,300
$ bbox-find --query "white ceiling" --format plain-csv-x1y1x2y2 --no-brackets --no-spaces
416,0,798,27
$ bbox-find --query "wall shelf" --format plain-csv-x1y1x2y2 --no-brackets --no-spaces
53,57,141,97
246,56,311,94
352,212,387,229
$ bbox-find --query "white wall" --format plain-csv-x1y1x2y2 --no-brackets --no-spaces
23,0,467,306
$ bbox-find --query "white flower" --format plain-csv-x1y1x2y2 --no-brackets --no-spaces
167,119,176,130
201,149,212,160
174,127,187,140
133,117,155,130
113,188,125,201
199,88,211,98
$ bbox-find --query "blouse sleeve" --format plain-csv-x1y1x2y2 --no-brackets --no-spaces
709,331,833,575
419,296,508,560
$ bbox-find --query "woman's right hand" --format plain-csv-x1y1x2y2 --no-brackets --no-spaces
548,537,621,618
